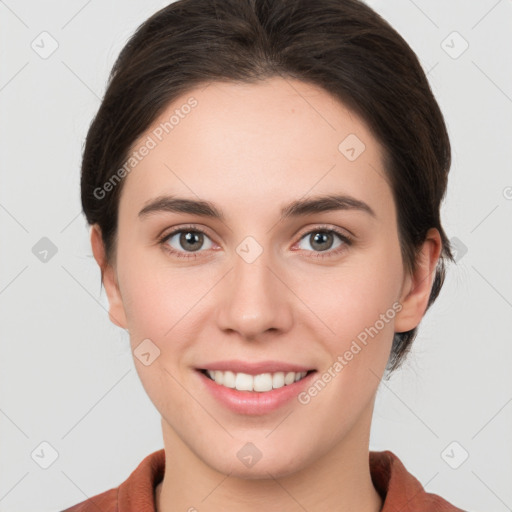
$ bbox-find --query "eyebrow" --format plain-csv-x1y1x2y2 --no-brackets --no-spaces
138,194,376,221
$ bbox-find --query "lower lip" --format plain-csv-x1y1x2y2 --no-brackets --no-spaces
196,370,317,415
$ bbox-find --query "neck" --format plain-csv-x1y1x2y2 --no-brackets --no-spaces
155,404,382,512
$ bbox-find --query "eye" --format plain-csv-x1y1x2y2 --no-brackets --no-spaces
295,226,353,259
160,226,214,259
159,224,353,260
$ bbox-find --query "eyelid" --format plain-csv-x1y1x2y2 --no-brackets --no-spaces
294,223,353,242
158,223,214,240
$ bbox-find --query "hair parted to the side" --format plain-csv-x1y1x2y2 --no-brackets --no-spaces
80,0,454,375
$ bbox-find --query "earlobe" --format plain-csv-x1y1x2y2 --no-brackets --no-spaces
394,228,443,334
90,225,128,330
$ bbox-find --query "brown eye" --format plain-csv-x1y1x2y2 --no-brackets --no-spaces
298,230,342,252
178,231,204,251
162,228,214,255
310,231,336,251
295,227,353,259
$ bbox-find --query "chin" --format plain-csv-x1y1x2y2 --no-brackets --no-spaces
200,442,312,480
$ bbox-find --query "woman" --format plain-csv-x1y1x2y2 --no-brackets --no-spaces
64,0,466,510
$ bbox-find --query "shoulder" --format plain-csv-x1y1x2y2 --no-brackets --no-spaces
370,450,468,511
61,488,117,512
60,449,166,512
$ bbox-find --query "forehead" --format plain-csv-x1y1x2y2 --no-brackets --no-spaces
120,77,393,224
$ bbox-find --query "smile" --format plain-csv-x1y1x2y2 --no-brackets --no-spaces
201,369,313,392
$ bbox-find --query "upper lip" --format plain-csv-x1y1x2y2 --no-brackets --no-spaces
197,360,316,375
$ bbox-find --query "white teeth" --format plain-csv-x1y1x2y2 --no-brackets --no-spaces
204,370,309,392
253,373,273,392
222,370,236,388
235,372,253,391
284,372,296,385
272,372,285,388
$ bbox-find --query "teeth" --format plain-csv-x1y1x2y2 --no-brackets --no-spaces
284,372,296,385
205,370,309,392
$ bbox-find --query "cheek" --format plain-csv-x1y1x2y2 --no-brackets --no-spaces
303,251,402,337
299,242,403,375
295,262,399,425
116,243,216,350
115,239,174,337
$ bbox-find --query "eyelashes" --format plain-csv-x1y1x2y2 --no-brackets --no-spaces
158,224,354,261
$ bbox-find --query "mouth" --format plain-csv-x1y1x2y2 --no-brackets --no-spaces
198,368,316,393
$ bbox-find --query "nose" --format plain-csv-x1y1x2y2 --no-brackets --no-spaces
215,244,294,341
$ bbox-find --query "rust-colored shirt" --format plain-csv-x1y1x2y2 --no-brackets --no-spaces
62,449,466,511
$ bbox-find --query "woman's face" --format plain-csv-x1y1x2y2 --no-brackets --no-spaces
96,77,431,477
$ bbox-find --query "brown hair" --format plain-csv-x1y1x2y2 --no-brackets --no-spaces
80,0,454,374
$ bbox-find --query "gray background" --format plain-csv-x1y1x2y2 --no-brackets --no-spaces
1,1,511,511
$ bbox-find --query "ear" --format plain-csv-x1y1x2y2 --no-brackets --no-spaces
394,228,443,333
90,224,128,330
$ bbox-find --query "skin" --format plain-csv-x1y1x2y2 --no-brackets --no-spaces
91,77,441,512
